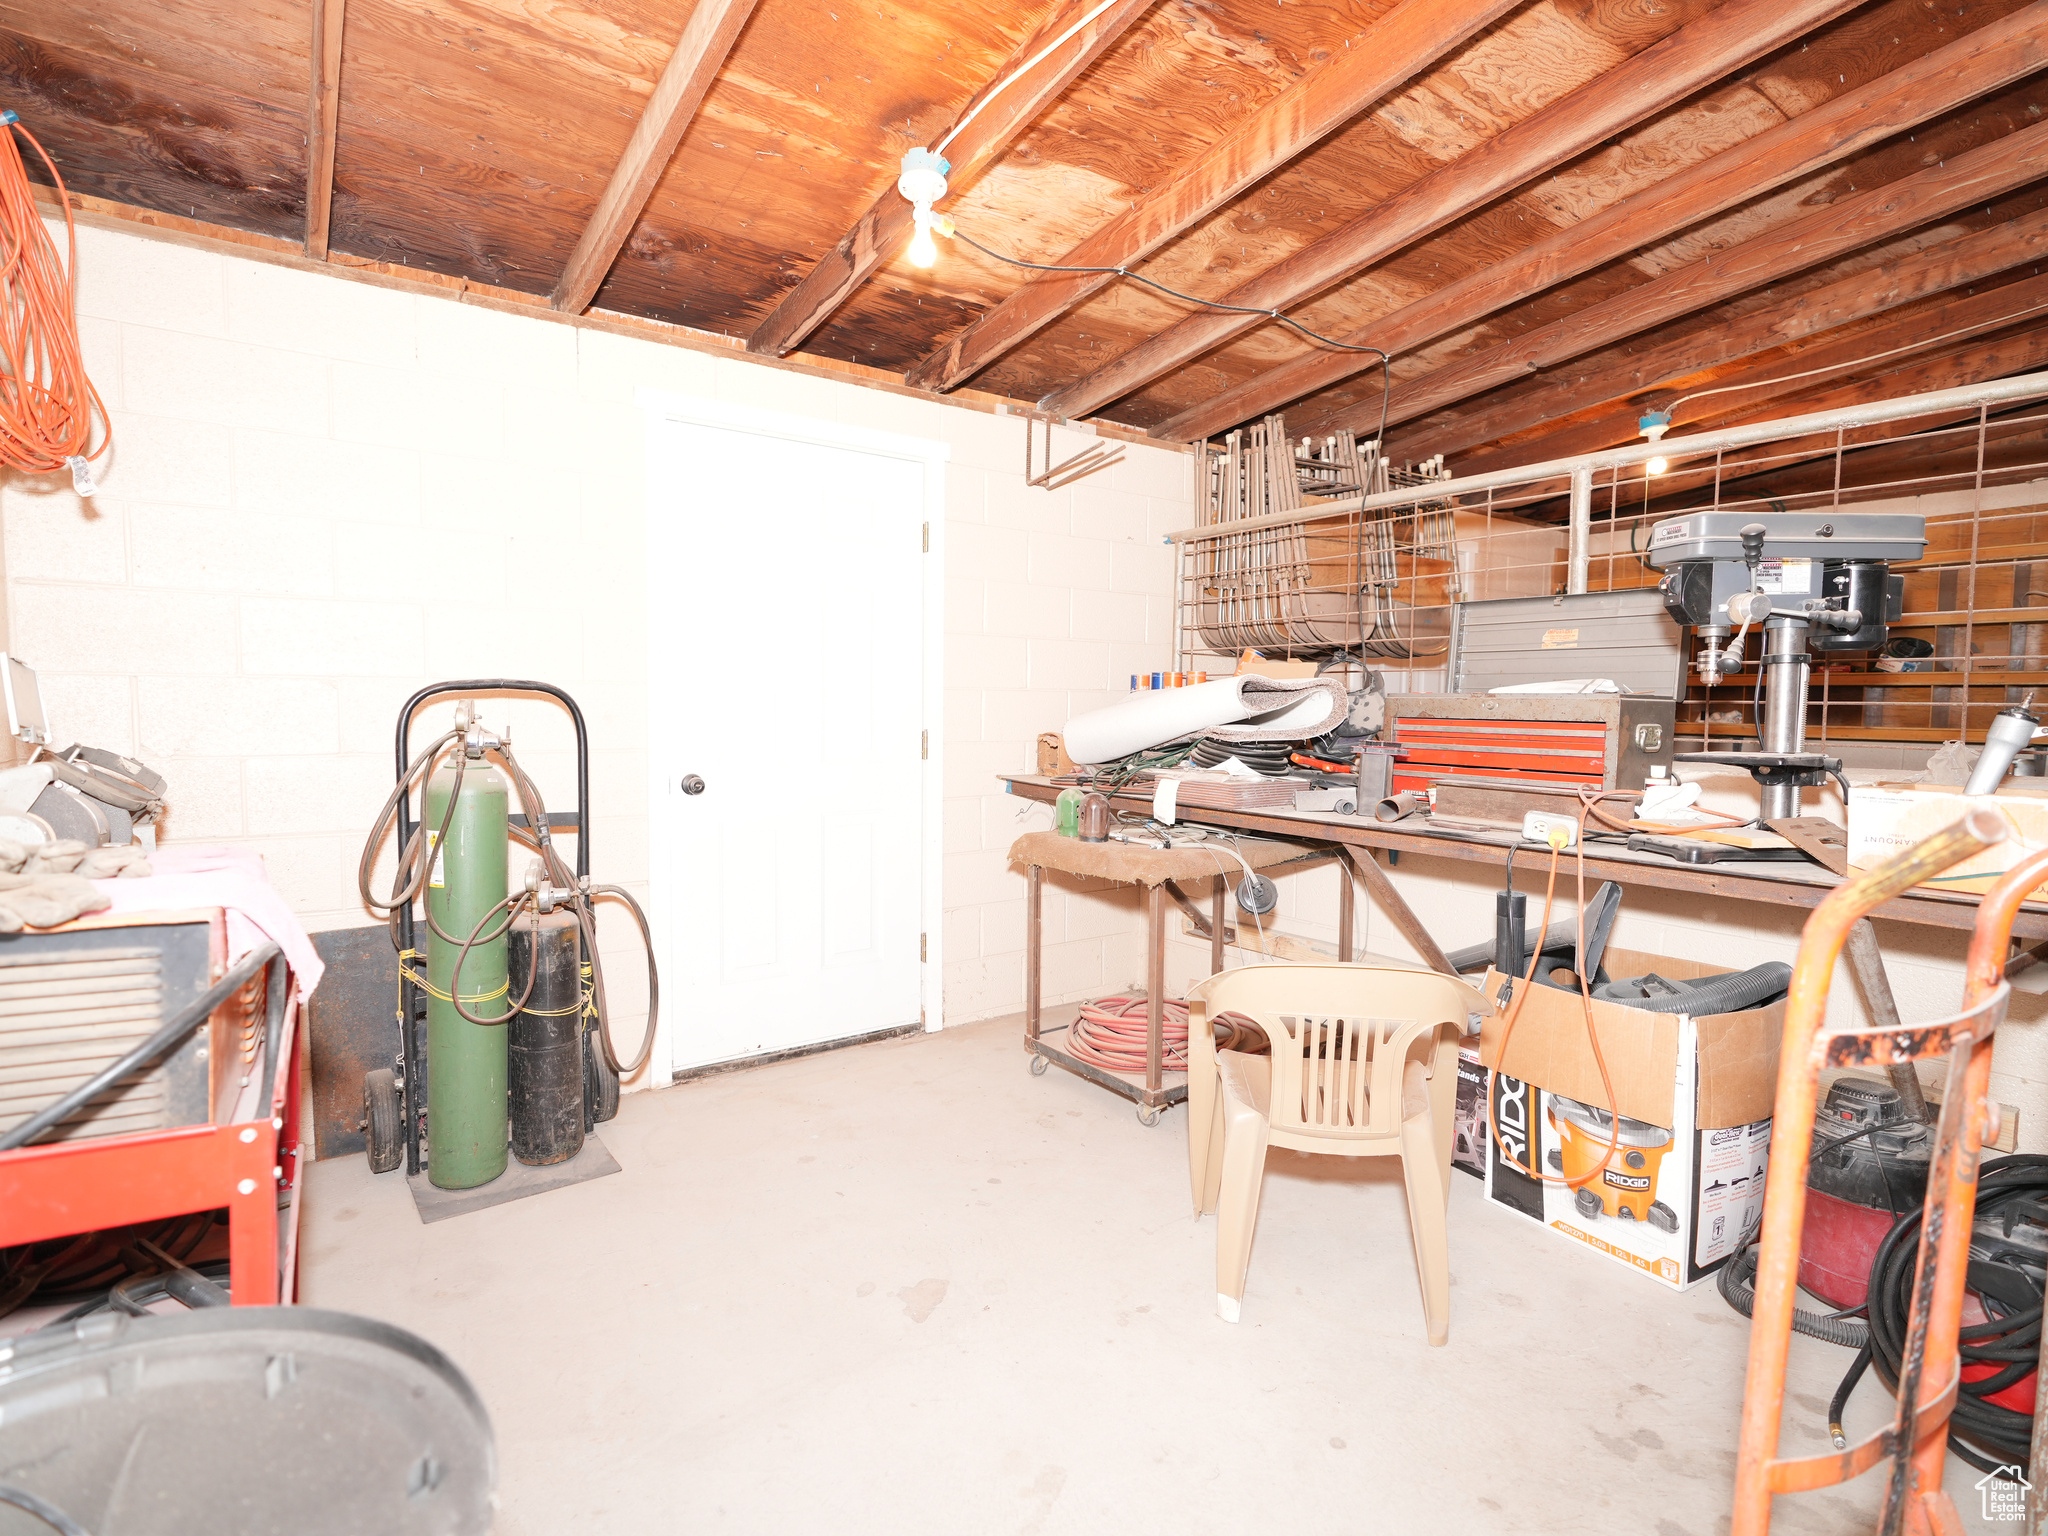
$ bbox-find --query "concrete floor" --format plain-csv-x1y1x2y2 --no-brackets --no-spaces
300,1016,2011,1536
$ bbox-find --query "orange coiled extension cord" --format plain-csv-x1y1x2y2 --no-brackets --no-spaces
0,115,109,484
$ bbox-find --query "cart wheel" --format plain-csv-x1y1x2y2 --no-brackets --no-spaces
1648,1200,1679,1234
364,1069,401,1175
1546,1147,1563,1172
584,1031,621,1125
1573,1186,1603,1221
1029,1054,1049,1076
1137,1105,1162,1127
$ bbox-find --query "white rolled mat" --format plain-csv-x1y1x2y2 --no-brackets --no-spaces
1062,675,1347,765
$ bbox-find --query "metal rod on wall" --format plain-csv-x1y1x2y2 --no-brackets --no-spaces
1566,463,1592,595
1166,368,2048,543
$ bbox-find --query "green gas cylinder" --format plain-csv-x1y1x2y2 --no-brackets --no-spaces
424,759,510,1189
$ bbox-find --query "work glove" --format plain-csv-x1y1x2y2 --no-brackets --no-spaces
74,845,152,879
23,840,88,875
0,872,111,930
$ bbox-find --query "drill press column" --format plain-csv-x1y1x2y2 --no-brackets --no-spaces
1759,617,1812,821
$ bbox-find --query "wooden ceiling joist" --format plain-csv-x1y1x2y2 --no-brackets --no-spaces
746,0,1156,360
1311,117,2048,445
1465,270,2048,476
550,0,762,315
1152,3,2048,443
1430,205,2048,470
1034,0,1860,422
898,0,1524,395
1623,337,2048,512
303,0,346,258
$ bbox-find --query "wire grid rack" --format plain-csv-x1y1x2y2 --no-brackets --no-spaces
1173,391,2048,747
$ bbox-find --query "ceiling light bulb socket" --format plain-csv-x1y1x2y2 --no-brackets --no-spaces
897,147,950,207
1639,409,1672,443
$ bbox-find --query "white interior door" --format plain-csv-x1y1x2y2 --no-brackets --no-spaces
647,406,938,1072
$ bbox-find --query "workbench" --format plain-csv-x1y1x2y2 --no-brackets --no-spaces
1000,775,2048,966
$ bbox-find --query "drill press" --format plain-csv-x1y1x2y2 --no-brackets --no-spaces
1644,511,1924,820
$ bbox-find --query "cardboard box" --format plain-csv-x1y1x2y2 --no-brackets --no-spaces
1452,1045,1486,1181
1848,780,2048,899
1475,947,1782,1290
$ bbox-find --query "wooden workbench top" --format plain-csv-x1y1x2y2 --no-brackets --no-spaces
998,775,2048,942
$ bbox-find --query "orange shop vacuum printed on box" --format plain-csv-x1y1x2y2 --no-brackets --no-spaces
1478,946,1787,1291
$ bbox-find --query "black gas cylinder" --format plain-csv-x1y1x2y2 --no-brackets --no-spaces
508,910,584,1166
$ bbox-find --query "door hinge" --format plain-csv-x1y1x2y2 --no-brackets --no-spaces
920,933,927,962
921,521,929,553
921,729,928,760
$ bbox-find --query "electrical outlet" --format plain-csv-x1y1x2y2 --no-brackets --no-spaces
1521,810,1579,848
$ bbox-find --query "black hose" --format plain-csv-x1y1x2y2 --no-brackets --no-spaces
0,1484,90,1536
495,747,657,1077
0,944,281,1152
1717,1232,1872,1347
583,884,658,1077
1829,1344,1872,1449
1864,1153,2048,1477
448,892,543,1026
357,729,466,915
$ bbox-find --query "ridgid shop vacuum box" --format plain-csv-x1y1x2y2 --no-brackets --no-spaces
1476,947,1782,1291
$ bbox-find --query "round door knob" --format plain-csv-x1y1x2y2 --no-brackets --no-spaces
679,774,706,795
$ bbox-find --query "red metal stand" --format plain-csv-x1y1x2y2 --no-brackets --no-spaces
0,941,305,1306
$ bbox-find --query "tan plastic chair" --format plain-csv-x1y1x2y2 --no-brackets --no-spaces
1185,963,1482,1343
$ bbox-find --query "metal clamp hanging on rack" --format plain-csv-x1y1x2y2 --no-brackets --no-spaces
1024,412,1122,490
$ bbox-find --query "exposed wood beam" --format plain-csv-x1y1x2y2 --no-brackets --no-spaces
1036,0,1859,421
26,182,1185,458
1320,119,2048,444
1464,271,2048,475
1153,4,2048,443
900,0,1523,394
746,0,1156,360
551,0,761,315
1596,338,2048,515
303,0,346,258
1433,203,2048,471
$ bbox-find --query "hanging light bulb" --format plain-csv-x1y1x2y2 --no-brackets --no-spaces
907,211,938,269
897,148,951,267
1646,456,1669,476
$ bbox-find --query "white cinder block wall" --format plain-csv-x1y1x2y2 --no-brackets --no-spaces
3,220,1191,1083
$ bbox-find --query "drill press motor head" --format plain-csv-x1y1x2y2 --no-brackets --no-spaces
1641,510,1925,823
1644,511,1925,682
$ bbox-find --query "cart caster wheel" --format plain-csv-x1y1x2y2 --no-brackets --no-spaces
1648,1200,1679,1234
1029,1055,1049,1076
364,1068,402,1175
1573,1186,1603,1221
1137,1105,1162,1127
1546,1147,1563,1172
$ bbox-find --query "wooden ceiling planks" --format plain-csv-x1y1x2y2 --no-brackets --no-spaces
1147,0,2048,442
1430,197,2048,471
898,0,1528,393
1034,0,1864,420
551,0,762,313
320,0,672,288
5,0,2046,476
587,0,1097,332
0,27,308,237
743,0,1158,360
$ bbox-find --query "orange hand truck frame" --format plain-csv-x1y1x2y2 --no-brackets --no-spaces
1733,805,2038,1536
